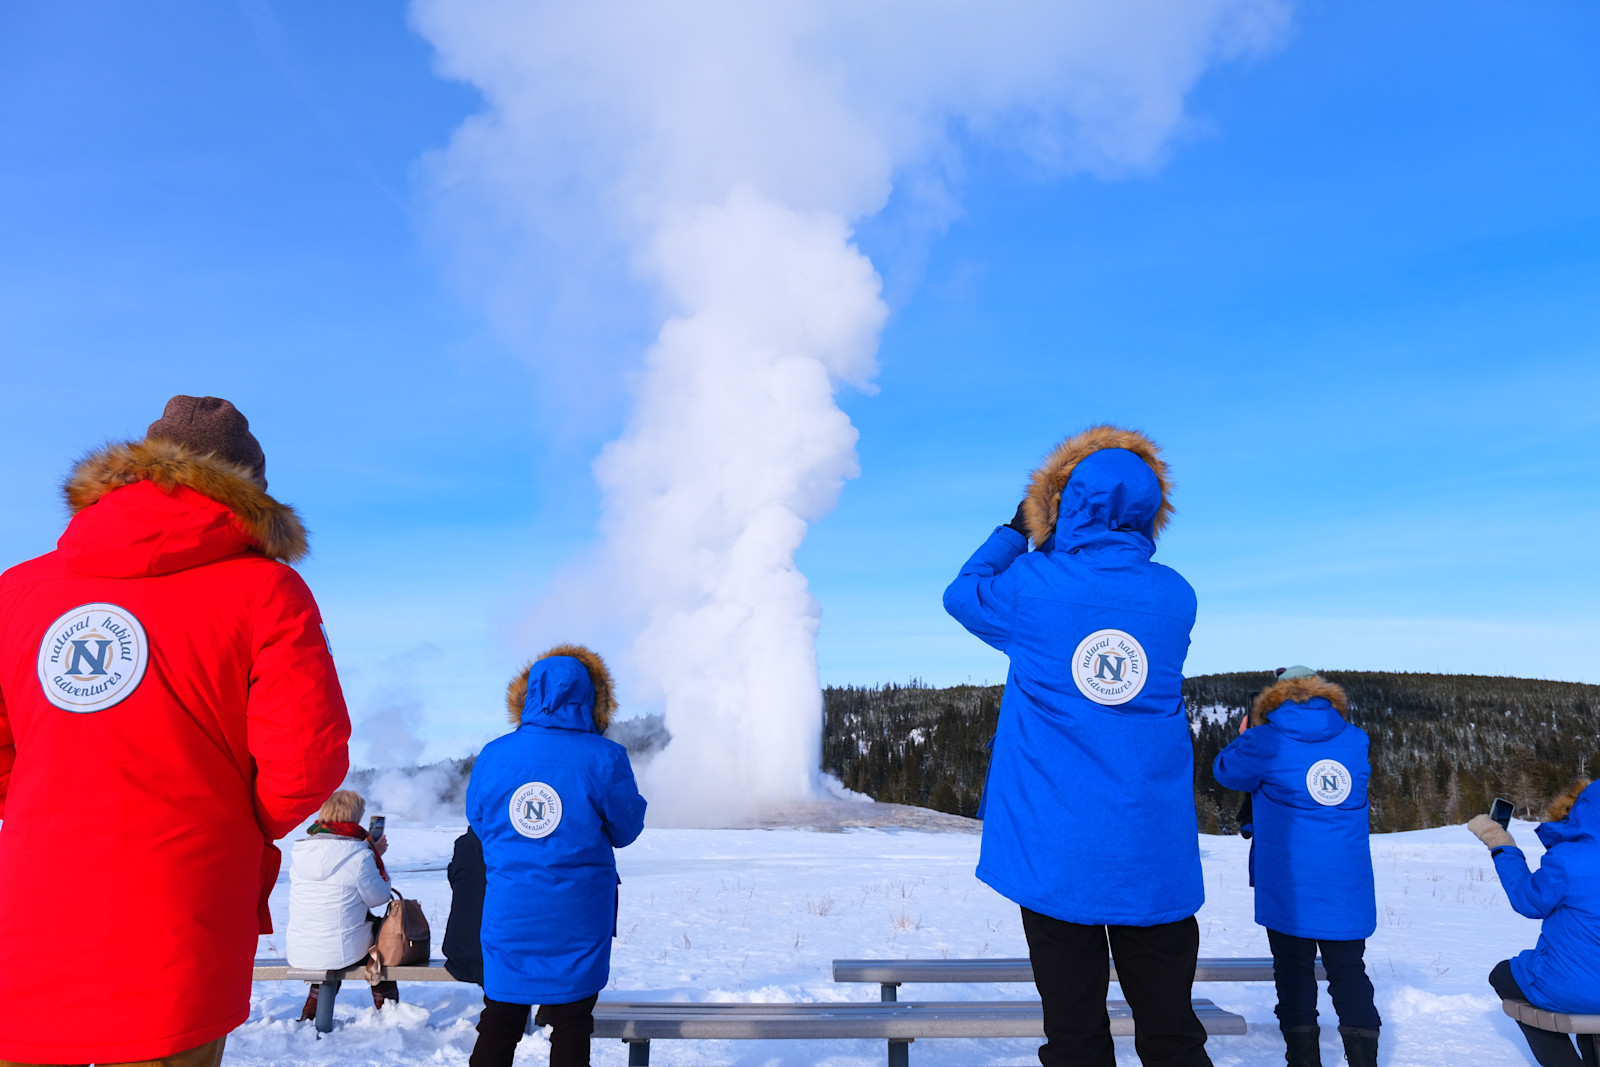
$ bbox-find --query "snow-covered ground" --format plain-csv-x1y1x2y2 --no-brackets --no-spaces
239,817,1552,1065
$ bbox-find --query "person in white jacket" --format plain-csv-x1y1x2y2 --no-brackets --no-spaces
287,789,394,1032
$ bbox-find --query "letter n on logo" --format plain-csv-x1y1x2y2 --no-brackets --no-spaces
1094,654,1126,683
525,800,546,822
67,639,112,677
1321,774,1340,793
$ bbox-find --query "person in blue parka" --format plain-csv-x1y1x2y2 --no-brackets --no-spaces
465,645,647,1067
944,425,1212,1067
1470,778,1600,1067
1213,668,1378,1067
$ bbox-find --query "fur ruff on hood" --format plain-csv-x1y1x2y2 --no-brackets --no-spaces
1548,778,1594,822
1251,674,1350,728
1022,425,1173,546
62,437,308,563
505,644,617,732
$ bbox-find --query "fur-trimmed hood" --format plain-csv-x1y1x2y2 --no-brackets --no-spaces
1251,674,1350,730
505,644,617,733
1539,779,1598,850
1022,425,1173,548
62,438,308,563
1548,779,1594,823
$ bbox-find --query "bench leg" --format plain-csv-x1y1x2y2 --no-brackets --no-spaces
881,982,898,1002
314,980,340,1034
887,1037,911,1067
625,1038,650,1066
1583,1034,1598,1067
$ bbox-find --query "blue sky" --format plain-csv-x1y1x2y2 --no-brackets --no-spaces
2,2,1596,763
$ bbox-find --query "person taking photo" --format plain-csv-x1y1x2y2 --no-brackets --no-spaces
944,425,1210,1067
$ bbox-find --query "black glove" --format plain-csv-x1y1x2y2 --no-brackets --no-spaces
1005,501,1030,542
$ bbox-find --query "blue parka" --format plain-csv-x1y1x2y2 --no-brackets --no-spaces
466,653,647,1005
1212,678,1376,941
1494,783,1600,1014
944,437,1204,926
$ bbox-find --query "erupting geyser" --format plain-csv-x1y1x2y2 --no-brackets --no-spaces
415,0,1288,823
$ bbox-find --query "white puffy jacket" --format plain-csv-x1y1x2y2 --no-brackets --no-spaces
286,834,392,969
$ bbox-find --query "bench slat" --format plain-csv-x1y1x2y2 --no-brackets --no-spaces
832,957,1324,984
591,999,1246,1039
1503,998,1600,1035
253,959,455,982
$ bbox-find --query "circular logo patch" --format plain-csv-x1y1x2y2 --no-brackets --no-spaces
36,603,149,713
1071,629,1148,706
509,781,563,839
1306,759,1353,806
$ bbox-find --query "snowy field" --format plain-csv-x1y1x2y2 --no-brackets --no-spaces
239,815,1551,1066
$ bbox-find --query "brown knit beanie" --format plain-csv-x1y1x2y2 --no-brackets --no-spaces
147,396,267,488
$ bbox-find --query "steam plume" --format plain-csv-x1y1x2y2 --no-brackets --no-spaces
414,0,1288,824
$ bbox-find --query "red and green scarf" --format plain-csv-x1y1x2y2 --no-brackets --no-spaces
307,820,388,880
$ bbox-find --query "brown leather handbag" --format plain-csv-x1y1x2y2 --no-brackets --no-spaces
365,888,431,981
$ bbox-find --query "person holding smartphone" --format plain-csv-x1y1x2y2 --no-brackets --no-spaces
287,789,398,1031
944,426,1212,1067
1212,667,1378,1067
1469,779,1600,1067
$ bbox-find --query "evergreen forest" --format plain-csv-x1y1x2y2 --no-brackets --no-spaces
821,672,1600,834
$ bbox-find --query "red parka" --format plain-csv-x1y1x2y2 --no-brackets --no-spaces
0,439,351,1063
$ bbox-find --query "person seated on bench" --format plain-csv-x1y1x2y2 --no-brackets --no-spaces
944,426,1214,1067
467,646,647,1067
443,826,486,987
286,789,398,1031
1470,778,1600,1067
1213,667,1379,1067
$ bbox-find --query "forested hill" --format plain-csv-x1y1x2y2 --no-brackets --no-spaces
821,672,1600,834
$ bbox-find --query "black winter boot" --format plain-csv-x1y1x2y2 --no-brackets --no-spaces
1284,1026,1323,1067
371,979,400,1009
1339,1027,1378,1067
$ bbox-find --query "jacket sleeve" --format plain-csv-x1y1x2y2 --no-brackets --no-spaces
247,566,352,840
942,526,1028,652
1212,734,1264,792
600,750,648,849
0,683,11,818
355,850,393,909
1494,846,1570,919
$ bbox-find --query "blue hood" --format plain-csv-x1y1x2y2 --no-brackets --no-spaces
1538,785,1600,849
1264,697,1347,743
1050,448,1162,557
521,655,599,734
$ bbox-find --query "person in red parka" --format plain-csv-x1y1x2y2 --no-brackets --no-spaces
0,396,352,1066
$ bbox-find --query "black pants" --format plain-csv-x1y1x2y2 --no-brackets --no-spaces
1267,929,1380,1034
1021,907,1213,1067
1490,959,1599,1067
469,994,599,1067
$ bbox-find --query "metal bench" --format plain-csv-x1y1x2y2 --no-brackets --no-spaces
251,959,1247,1065
1502,999,1600,1065
594,998,1246,1065
833,956,1324,1001
253,957,453,982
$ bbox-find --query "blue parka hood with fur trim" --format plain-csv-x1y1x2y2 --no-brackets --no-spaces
1213,677,1376,940
466,650,647,1004
1494,782,1600,1013
944,428,1203,926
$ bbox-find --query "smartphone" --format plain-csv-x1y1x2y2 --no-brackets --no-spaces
1490,798,1513,830
368,815,386,842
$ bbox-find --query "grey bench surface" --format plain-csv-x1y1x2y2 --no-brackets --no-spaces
253,958,455,982
1503,998,1600,1035
833,957,1324,985
592,999,1246,1040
